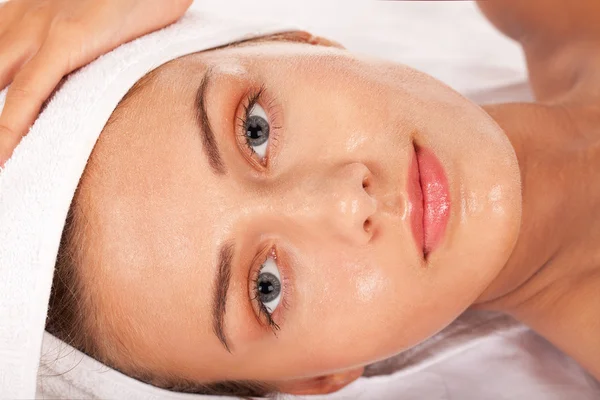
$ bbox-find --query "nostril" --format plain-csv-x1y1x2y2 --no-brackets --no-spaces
362,176,369,190
363,218,372,233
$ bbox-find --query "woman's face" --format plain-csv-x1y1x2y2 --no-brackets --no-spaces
80,39,521,387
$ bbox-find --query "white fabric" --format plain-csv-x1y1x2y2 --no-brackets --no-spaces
191,0,533,103
310,313,600,400
0,1,598,399
0,11,294,399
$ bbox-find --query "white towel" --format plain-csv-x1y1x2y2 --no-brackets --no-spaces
0,11,294,399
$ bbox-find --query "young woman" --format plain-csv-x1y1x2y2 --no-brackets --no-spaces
1,0,599,397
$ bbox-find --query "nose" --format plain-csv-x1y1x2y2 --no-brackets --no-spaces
293,162,378,246
329,163,377,245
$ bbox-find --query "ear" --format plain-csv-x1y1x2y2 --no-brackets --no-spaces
276,367,364,396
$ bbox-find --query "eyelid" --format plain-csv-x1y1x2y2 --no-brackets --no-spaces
234,85,283,171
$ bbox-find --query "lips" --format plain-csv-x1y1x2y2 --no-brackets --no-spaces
408,144,451,258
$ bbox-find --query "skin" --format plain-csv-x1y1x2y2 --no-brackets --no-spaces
76,38,521,393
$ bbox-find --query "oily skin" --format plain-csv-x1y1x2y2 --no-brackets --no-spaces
77,40,521,390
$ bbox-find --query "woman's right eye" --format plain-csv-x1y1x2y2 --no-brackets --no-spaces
255,256,282,314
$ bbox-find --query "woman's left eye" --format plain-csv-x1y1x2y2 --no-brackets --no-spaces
244,103,270,161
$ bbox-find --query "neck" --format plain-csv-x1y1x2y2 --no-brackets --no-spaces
474,100,600,379
474,102,576,307
475,43,600,307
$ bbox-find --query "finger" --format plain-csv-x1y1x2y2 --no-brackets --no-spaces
0,42,70,159
0,30,40,91
0,124,20,167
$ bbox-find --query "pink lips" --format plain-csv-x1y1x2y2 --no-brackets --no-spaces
408,145,451,258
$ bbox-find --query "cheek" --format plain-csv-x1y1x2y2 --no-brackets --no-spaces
292,244,482,369
291,248,407,366
304,251,389,312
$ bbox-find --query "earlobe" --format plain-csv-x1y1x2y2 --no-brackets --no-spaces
277,367,364,395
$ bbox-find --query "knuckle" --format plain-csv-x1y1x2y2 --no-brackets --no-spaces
0,124,12,137
7,83,35,102
0,124,18,150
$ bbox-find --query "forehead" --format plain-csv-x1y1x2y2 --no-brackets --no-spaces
74,49,221,360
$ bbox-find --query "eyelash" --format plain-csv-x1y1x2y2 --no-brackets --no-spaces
236,85,282,167
249,246,290,334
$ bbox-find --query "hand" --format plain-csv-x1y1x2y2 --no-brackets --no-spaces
0,0,193,166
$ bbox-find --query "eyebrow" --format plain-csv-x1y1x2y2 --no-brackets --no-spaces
212,241,235,353
195,68,226,175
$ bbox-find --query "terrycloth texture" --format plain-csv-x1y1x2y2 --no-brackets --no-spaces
0,11,294,399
